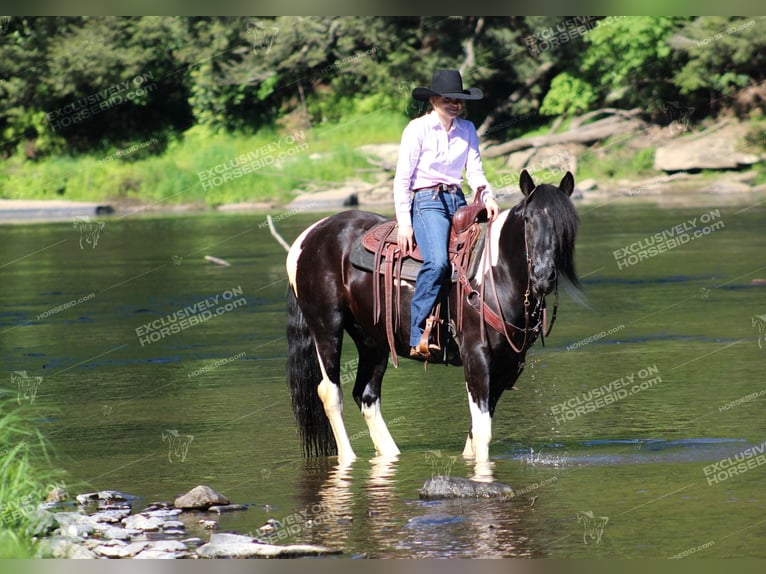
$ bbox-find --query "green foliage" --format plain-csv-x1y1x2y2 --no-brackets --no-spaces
0,400,64,558
581,16,681,110
540,72,596,116
0,110,407,205
673,17,766,106
1,15,765,199
577,140,657,181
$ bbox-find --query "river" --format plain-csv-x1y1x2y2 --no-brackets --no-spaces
1,201,764,558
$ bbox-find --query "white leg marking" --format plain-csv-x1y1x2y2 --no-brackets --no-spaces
361,400,400,458
286,217,329,295
462,434,475,459
466,383,492,463
474,209,510,285
315,344,356,463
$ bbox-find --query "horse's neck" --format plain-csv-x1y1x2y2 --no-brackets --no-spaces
493,213,531,310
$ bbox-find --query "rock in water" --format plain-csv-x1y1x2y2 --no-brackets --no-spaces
196,533,341,559
173,485,230,510
122,514,164,532
208,504,248,514
419,476,515,500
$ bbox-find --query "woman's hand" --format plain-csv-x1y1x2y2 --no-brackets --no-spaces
484,196,500,221
397,224,414,254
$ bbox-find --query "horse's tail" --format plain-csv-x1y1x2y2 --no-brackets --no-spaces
286,287,337,457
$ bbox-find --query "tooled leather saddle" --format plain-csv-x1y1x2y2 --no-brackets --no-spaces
349,193,488,366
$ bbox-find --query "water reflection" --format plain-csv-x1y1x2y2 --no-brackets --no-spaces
290,453,538,558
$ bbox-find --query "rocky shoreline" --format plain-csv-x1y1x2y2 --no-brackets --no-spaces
2,167,764,227
35,485,341,560
3,120,765,225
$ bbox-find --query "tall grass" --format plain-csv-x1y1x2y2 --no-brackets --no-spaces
0,399,63,558
0,110,408,207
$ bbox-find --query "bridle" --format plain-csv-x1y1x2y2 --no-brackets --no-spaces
463,186,559,355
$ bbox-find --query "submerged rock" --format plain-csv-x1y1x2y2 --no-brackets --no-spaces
173,485,230,510
144,508,182,519
208,504,248,514
76,490,136,504
419,475,515,500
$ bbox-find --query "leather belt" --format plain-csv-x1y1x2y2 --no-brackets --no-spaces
414,183,462,194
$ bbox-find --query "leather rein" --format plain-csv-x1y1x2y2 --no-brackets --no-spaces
463,186,559,354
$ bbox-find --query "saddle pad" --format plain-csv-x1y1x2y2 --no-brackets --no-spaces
349,222,487,283
349,242,452,282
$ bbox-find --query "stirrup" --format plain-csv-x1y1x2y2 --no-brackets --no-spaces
418,314,443,354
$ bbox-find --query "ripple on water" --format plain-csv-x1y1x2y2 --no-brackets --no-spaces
500,437,750,467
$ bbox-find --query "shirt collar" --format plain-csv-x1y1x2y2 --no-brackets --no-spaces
426,111,464,134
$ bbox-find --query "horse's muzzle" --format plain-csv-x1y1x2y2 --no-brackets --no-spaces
531,266,557,296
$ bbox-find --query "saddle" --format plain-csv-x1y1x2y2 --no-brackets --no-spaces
352,193,488,367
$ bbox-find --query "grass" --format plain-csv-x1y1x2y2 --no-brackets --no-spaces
4,109,762,208
576,138,657,182
0,399,65,558
0,109,408,207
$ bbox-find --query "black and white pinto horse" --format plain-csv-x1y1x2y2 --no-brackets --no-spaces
286,170,579,464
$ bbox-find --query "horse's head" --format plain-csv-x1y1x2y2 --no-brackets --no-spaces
517,169,580,297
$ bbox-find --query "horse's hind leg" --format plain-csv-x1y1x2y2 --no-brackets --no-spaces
310,315,357,463
351,340,400,458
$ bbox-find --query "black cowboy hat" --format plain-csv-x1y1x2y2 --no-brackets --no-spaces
412,69,484,101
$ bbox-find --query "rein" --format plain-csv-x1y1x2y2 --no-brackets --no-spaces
464,186,558,355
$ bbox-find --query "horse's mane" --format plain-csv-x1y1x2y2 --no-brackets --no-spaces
518,184,580,288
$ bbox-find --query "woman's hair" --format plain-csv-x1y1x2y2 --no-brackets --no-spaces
423,96,468,119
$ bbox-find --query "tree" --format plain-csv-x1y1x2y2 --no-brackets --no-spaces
672,16,766,115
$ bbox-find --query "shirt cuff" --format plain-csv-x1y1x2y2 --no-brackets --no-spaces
480,187,495,202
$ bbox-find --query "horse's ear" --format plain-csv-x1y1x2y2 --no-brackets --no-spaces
520,169,535,196
559,171,575,197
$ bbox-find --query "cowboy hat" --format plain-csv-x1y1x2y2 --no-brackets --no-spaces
412,69,484,101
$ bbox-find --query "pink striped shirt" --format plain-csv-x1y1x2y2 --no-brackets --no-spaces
393,111,494,227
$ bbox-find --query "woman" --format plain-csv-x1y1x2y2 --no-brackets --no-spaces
393,69,500,359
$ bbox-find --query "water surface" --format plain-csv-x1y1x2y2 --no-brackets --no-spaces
1,202,764,558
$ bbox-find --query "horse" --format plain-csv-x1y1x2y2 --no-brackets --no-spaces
285,169,579,464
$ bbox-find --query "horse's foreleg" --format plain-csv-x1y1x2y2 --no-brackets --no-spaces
353,349,400,458
315,342,357,463
464,382,493,463
361,400,400,458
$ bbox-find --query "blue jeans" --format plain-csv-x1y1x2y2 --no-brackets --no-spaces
410,190,467,347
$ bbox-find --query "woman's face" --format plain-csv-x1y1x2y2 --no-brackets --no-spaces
430,96,463,120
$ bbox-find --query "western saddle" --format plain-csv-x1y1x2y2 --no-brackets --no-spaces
355,192,488,367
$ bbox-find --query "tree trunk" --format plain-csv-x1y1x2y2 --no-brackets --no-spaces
482,110,645,158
